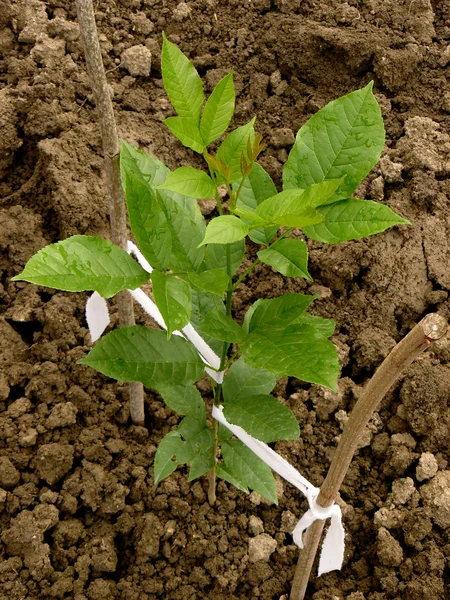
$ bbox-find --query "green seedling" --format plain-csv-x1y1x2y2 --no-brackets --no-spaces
12,35,409,506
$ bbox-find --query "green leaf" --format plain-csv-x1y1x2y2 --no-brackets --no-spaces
283,82,385,202
302,198,410,244
221,439,277,504
163,116,206,153
216,463,248,492
120,141,205,272
197,309,246,343
295,314,336,338
216,118,256,183
12,235,149,298
151,271,192,336
156,166,216,199
200,71,235,146
199,215,249,246
235,163,279,245
154,430,184,485
254,180,344,227
190,288,225,356
161,34,204,121
223,394,299,442
78,326,205,388
240,324,339,390
257,238,312,280
218,423,233,442
188,453,215,481
176,415,214,473
202,239,245,276
222,358,276,403
183,269,229,297
156,384,204,416
247,293,317,332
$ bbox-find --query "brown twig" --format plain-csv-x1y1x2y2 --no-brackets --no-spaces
75,0,145,426
290,313,448,600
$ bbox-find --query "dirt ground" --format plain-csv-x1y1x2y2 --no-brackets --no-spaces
1,0,450,598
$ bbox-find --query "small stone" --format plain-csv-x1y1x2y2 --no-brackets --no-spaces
35,444,74,485
30,34,66,69
40,489,59,504
374,507,405,530
248,533,277,563
280,510,297,533
121,45,152,77
392,477,415,505
377,527,403,566
420,471,450,527
18,428,38,447
0,457,20,489
249,515,264,535
249,491,262,505
46,402,77,429
379,156,403,183
335,2,360,24
391,432,416,448
173,2,192,21
416,452,438,482
47,17,80,41
136,514,163,561
439,44,450,67
0,374,10,401
270,127,295,148
130,12,154,35
7,397,32,419
269,70,282,90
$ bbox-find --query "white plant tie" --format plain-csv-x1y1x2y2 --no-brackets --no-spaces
85,292,110,342
212,405,345,575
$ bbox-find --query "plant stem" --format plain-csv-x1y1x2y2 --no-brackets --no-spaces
207,241,234,505
75,0,144,426
290,313,448,600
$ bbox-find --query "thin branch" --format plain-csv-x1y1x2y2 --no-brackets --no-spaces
75,0,145,426
290,313,448,600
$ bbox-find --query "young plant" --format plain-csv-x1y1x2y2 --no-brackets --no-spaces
12,36,409,508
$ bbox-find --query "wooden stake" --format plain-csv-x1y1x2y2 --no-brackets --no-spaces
290,313,447,600
75,0,145,426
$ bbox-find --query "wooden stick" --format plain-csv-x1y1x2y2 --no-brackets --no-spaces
290,313,447,600
75,0,145,426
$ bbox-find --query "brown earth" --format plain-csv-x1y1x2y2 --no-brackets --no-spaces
1,0,450,598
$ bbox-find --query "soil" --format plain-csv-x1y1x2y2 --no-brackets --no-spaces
1,0,450,598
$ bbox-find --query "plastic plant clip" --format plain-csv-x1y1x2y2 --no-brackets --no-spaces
86,291,110,342
212,405,345,575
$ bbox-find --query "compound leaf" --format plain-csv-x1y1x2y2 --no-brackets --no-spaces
221,439,277,504
255,180,343,227
154,431,184,485
12,235,149,298
283,82,385,202
257,238,312,280
183,269,229,297
246,293,317,332
216,118,255,183
78,326,205,388
197,309,246,343
216,463,248,492
151,271,192,336
162,34,204,121
163,116,206,154
199,215,249,246
120,141,205,272
302,198,410,244
156,384,204,416
223,394,299,443
200,71,235,146
240,324,339,390
222,358,276,403
156,166,216,199
235,162,279,245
